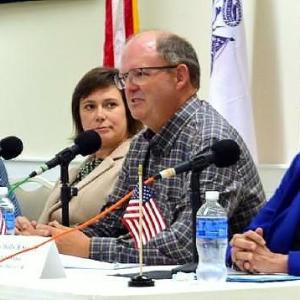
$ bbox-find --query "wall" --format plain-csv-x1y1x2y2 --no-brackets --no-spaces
0,0,104,160
0,0,299,184
252,0,300,163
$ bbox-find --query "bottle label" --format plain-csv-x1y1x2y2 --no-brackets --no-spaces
4,212,15,231
196,217,227,239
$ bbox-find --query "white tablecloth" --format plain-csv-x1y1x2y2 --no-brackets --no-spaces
1,265,300,300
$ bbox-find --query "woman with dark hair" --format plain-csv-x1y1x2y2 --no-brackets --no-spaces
16,67,142,231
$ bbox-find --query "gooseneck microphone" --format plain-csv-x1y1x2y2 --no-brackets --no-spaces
29,130,101,178
154,139,241,180
0,136,23,160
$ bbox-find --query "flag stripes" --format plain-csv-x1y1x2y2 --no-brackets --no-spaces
122,186,166,248
103,0,140,68
103,0,114,67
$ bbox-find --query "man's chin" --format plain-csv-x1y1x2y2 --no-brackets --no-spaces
130,109,146,121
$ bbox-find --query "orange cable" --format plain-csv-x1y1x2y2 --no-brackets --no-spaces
0,176,155,264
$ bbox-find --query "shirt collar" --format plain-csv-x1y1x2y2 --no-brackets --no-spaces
142,95,201,155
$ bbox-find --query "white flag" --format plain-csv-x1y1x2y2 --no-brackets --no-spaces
209,0,257,161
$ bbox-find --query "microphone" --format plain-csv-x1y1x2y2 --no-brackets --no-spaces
29,130,101,178
154,139,240,180
0,136,23,160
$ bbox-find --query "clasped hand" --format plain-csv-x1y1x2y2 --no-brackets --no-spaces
230,227,288,274
15,216,50,236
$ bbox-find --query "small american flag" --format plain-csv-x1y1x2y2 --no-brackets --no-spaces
0,210,6,235
122,185,166,248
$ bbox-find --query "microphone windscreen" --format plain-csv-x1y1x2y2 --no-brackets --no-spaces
74,130,101,156
0,136,23,160
212,139,240,167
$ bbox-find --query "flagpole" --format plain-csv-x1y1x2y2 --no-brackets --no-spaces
138,164,143,276
128,164,154,287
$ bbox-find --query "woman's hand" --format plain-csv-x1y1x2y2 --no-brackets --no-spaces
230,227,288,273
15,216,49,236
36,221,91,258
15,217,50,236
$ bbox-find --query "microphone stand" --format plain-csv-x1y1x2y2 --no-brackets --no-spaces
60,160,77,227
171,171,200,275
171,155,210,275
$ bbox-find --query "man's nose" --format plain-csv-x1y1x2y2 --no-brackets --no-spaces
125,76,139,92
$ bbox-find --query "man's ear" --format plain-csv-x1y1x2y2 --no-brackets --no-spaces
175,64,190,90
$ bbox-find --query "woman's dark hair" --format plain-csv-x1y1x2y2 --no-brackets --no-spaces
71,67,143,137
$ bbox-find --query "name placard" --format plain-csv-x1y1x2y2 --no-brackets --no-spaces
0,235,65,279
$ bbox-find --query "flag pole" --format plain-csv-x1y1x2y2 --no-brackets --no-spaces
128,164,154,287
138,164,143,276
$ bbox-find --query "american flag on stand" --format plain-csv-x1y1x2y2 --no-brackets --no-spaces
103,0,140,68
0,210,6,235
122,185,166,248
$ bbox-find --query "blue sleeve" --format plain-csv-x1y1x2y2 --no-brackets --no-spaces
288,252,300,276
0,160,22,217
247,154,300,234
226,245,233,267
227,154,300,267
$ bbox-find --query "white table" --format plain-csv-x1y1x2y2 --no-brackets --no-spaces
1,266,300,300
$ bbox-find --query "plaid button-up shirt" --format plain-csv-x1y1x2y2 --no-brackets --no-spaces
83,96,265,265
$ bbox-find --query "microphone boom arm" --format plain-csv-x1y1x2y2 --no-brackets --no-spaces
190,153,214,173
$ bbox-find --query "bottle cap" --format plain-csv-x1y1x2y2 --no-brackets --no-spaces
205,191,219,200
0,186,8,196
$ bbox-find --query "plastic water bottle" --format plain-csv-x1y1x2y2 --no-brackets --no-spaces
0,186,15,235
196,191,227,282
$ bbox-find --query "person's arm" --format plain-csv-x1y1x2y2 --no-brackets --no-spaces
37,196,193,264
37,221,91,257
84,149,261,264
52,133,265,264
287,251,300,276
247,153,300,233
45,143,193,265
80,160,193,264
86,198,193,264
227,154,300,268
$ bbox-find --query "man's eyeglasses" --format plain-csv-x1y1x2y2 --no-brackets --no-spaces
114,65,178,90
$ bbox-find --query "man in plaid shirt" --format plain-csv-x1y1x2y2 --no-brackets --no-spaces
43,30,265,265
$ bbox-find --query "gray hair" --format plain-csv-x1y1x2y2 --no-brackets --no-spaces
156,33,200,89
